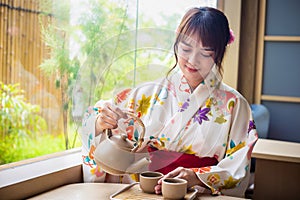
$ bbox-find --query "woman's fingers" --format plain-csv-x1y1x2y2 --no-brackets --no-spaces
165,167,183,179
96,103,127,131
157,167,202,189
154,168,183,194
109,104,128,120
97,112,118,129
105,103,127,121
154,184,162,194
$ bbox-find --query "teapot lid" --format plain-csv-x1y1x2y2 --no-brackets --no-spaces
109,133,135,151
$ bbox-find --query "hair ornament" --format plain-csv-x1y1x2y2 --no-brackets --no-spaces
228,29,235,45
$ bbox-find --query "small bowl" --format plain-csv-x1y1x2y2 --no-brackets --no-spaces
139,171,163,193
162,178,187,199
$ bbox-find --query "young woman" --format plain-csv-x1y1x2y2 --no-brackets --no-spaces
81,7,258,197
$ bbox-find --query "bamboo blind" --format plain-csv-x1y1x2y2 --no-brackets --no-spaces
0,0,63,134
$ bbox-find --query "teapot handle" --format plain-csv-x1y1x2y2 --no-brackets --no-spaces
105,111,145,153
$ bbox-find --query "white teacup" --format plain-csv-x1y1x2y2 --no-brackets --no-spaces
162,178,187,199
139,171,164,193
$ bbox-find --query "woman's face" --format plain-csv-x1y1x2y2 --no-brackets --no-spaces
177,34,215,89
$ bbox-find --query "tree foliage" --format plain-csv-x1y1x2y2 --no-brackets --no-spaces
39,0,180,147
0,82,47,138
0,82,48,164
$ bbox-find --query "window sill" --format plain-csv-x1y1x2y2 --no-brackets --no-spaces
0,147,82,188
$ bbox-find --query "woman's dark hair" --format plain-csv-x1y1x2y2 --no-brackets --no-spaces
169,7,230,76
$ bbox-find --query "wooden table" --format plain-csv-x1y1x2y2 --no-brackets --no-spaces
29,183,245,200
252,139,300,199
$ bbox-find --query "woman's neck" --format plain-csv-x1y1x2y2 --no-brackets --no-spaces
188,80,203,93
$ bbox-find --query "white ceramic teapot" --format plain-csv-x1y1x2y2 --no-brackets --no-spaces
94,111,151,175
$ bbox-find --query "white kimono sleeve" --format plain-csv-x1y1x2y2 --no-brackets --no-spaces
81,95,136,183
81,100,108,183
196,97,258,197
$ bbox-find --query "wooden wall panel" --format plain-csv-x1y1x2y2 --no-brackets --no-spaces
237,0,259,104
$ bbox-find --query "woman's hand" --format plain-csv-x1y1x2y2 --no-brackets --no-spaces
154,167,204,194
95,102,127,136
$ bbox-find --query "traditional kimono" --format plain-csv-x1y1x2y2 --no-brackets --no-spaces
81,65,258,197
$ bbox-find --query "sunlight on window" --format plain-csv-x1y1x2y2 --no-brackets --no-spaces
138,0,217,26
0,0,216,165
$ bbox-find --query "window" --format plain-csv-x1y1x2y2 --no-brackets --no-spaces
0,0,217,165
255,0,300,142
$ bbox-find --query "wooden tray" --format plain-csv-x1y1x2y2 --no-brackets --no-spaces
110,182,198,200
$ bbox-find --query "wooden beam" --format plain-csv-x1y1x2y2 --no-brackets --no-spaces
261,95,300,103
264,36,300,42
254,0,266,104
237,0,259,103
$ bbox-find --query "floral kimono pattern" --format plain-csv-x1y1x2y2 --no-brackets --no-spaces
81,66,258,197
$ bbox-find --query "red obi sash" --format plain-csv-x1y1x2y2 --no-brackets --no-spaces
147,146,218,174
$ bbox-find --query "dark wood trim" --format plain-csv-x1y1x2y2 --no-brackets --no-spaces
217,0,224,11
254,159,300,199
237,0,259,104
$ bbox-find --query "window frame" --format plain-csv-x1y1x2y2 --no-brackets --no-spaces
0,1,244,191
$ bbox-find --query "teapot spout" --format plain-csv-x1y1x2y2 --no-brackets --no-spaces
126,157,151,174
